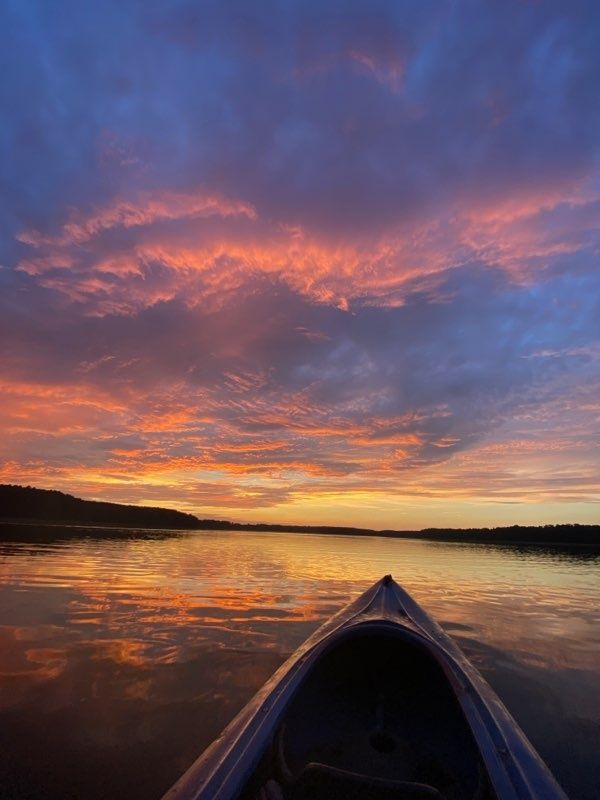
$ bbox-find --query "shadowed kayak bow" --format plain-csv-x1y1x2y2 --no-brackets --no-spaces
162,575,568,800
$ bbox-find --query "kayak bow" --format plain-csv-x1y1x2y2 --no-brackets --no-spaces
162,575,567,800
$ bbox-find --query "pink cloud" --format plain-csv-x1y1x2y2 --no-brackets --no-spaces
15,170,599,317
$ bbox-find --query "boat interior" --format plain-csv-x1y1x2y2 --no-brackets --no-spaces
241,632,498,800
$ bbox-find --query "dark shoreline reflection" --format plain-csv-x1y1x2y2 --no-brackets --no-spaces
425,538,600,562
0,530,598,799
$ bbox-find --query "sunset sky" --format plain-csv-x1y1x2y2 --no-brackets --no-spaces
1,1,599,528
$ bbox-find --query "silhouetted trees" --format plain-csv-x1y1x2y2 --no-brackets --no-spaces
1,484,598,545
0,485,198,529
385,524,600,546
196,519,599,545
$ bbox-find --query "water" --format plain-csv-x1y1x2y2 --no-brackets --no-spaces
0,530,598,799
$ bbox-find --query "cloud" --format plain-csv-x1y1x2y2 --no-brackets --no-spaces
1,267,599,521
13,170,600,318
0,0,599,525
17,189,255,252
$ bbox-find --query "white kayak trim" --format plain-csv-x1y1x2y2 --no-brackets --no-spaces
162,575,568,800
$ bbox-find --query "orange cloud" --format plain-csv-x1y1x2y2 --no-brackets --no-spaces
18,188,256,248
15,171,598,317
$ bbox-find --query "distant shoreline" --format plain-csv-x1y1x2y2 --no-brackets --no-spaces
1,519,598,550
1,484,598,548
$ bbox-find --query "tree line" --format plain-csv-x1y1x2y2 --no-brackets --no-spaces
1,484,598,545
0,484,198,529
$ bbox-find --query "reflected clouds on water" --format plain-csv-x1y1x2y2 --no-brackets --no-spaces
0,531,598,799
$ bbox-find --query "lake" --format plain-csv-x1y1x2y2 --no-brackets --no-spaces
0,530,598,799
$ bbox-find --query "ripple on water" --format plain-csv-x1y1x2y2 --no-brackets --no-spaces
0,531,598,800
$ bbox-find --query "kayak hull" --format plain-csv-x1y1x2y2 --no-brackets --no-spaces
162,576,567,800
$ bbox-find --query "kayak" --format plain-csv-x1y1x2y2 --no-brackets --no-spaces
162,575,567,800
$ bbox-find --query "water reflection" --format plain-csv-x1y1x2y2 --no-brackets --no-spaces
0,531,598,799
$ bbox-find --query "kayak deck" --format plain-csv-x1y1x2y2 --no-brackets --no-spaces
162,576,567,800
241,631,494,800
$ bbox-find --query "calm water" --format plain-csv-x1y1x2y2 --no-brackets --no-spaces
0,531,598,799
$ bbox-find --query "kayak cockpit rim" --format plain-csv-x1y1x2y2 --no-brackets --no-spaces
161,576,566,800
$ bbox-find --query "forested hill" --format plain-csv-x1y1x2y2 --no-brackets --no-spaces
0,484,199,529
